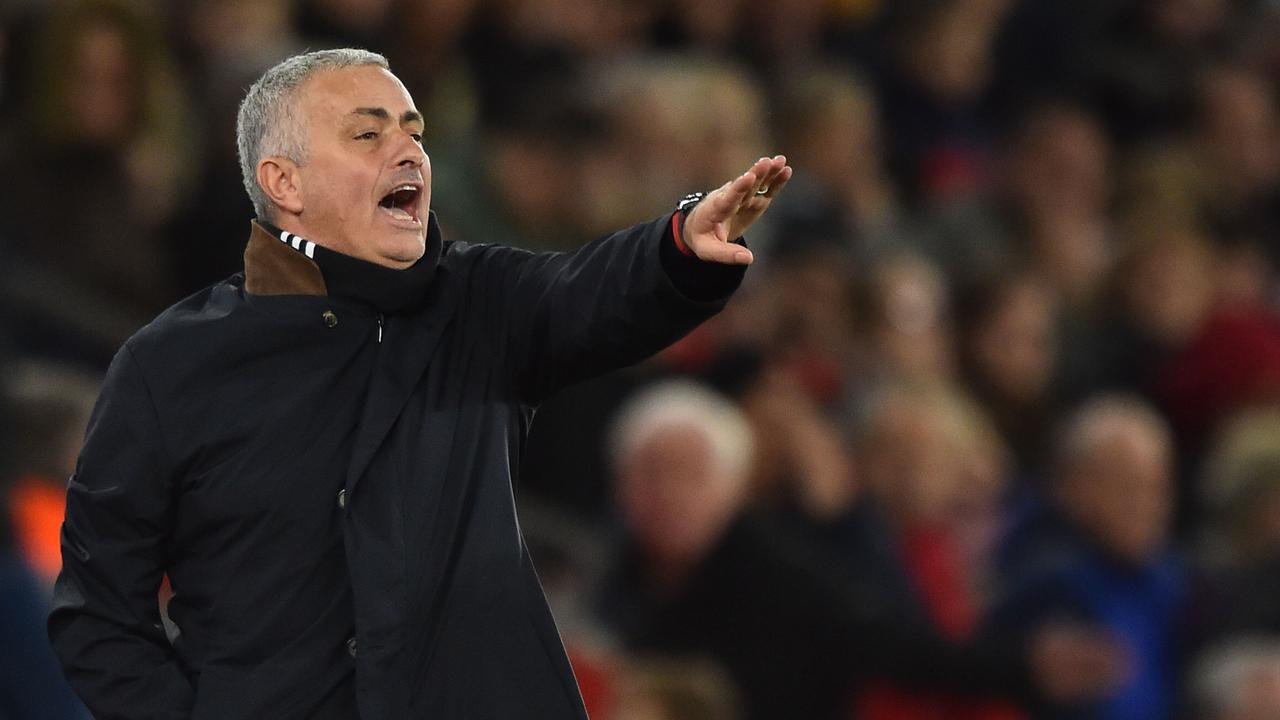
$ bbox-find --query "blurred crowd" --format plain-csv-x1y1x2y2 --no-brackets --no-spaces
3,0,1280,718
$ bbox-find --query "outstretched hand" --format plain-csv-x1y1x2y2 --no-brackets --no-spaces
684,155,793,265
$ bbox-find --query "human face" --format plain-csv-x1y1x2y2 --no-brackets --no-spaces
1065,424,1173,565
69,22,136,145
290,65,430,268
619,425,746,568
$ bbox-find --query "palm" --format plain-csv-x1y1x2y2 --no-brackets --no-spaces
683,155,793,265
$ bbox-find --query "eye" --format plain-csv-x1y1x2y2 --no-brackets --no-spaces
355,131,379,140
410,133,423,144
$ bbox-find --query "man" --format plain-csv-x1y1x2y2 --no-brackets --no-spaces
993,396,1185,719
604,382,1128,718
47,49,791,719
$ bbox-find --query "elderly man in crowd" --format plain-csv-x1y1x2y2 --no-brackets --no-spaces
993,396,1186,719
46,48,791,720
602,380,1129,719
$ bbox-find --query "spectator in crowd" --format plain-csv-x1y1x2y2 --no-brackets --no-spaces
859,252,955,387
1192,639,1280,720
1090,0,1236,144
1001,104,1115,310
850,383,1021,719
955,270,1060,480
1193,64,1280,239
582,56,770,240
0,0,191,364
874,0,1013,208
1196,409,1280,641
730,243,860,403
921,100,1115,296
736,351,858,525
601,380,1124,720
1102,222,1275,412
771,65,907,264
994,396,1185,719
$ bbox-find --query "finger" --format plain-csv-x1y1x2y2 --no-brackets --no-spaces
762,154,786,178
731,170,758,197
729,156,781,196
761,165,793,198
753,165,784,197
748,156,774,179
693,239,754,265
753,156,789,196
703,172,756,223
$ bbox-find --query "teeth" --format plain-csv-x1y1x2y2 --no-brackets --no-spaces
396,185,416,192
385,206,415,222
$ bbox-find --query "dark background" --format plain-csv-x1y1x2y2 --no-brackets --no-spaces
4,0,1280,718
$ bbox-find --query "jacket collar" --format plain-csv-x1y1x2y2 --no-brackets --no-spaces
243,213,444,314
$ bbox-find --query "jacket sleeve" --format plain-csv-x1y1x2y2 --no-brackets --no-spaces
48,345,195,719
479,212,746,403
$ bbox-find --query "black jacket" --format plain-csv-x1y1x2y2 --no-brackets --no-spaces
600,513,1037,720
48,212,744,719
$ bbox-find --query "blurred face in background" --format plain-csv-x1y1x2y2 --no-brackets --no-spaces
862,390,1008,546
583,60,765,233
1197,66,1280,198
1059,413,1174,564
1004,107,1113,304
619,425,748,571
286,65,431,267
870,257,954,383
1007,106,1110,219
785,72,885,206
966,277,1057,407
1122,232,1215,346
1227,663,1280,720
68,20,137,146
862,394,964,529
900,0,1012,103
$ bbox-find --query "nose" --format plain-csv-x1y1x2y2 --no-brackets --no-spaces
393,131,425,168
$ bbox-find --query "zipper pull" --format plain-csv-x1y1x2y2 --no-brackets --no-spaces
376,314,384,343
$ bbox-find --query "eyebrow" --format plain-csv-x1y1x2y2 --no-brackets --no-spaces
349,107,423,125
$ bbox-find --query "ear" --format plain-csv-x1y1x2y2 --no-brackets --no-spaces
256,157,304,217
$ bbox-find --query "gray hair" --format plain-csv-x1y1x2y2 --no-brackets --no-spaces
1193,637,1280,719
1053,394,1172,474
609,380,754,482
236,48,390,219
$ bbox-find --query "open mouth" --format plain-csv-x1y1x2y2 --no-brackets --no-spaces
378,184,421,225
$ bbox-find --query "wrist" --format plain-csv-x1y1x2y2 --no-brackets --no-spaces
673,192,705,258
